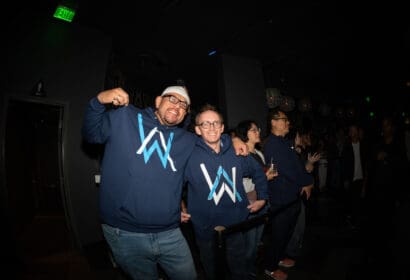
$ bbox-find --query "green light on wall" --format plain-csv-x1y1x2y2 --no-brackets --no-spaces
365,96,371,103
369,111,375,118
53,5,76,22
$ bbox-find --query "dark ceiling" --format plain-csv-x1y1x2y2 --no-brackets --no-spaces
5,1,410,104
75,1,409,93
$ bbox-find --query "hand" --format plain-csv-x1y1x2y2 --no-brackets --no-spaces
265,168,278,180
181,211,191,223
97,87,130,106
307,152,321,164
247,199,266,213
232,137,249,156
300,184,314,200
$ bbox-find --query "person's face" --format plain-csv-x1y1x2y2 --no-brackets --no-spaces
195,110,224,146
349,126,360,142
247,123,261,145
271,112,290,136
155,93,188,126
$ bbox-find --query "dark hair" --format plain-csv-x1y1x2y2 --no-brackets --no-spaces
287,125,312,141
267,108,284,122
235,120,258,142
195,104,224,125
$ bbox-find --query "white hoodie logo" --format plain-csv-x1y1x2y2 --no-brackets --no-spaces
136,113,177,171
200,163,243,205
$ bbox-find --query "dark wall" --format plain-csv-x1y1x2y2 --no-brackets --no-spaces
1,16,112,247
219,54,268,134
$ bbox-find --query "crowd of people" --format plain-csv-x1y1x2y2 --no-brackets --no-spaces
82,85,410,280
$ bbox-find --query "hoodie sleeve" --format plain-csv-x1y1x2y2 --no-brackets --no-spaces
82,97,111,143
264,136,313,188
242,156,269,200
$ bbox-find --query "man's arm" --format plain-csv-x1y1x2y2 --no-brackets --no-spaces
245,156,269,213
232,137,249,156
82,88,130,143
97,87,130,106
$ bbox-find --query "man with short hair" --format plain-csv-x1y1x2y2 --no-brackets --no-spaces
263,109,313,280
183,104,268,280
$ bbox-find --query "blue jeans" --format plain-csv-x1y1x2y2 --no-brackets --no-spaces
102,224,197,280
196,232,247,280
244,217,265,279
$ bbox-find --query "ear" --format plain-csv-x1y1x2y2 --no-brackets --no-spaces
221,124,225,133
195,125,202,136
155,96,162,109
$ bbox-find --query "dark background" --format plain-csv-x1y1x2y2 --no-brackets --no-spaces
4,1,410,105
1,0,409,251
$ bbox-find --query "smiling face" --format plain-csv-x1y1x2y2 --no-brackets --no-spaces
154,93,188,126
195,110,224,148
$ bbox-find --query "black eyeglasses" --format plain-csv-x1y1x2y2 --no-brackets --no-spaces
197,121,223,129
162,95,189,110
273,117,289,122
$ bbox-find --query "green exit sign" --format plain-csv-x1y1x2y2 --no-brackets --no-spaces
53,5,76,22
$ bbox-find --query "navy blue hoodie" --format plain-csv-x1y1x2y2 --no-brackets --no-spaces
184,134,268,241
82,97,196,233
263,134,313,206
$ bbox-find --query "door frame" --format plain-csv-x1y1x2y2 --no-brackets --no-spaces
0,93,79,248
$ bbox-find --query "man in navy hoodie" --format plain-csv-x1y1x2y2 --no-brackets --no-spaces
184,104,269,280
263,109,313,280
82,87,247,280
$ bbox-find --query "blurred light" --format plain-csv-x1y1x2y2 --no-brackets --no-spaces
369,111,375,118
298,97,312,112
265,88,282,108
208,49,217,56
365,96,371,103
279,95,295,112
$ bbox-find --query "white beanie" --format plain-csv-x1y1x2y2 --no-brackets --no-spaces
161,86,190,105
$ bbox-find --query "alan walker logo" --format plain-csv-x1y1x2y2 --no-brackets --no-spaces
200,163,243,205
136,113,177,171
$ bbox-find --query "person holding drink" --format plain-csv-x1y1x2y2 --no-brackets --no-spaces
235,119,278,279
263,109,314,280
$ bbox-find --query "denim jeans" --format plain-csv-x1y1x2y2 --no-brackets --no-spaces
102,224,197,280
196,232,247,280
244,217,265,279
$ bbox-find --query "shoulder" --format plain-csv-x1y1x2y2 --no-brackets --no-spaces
254,149,265,162
220,134,233,149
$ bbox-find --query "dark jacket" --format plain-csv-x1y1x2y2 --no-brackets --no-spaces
184,134,268,241
341,140,369,184
263,134,313,206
